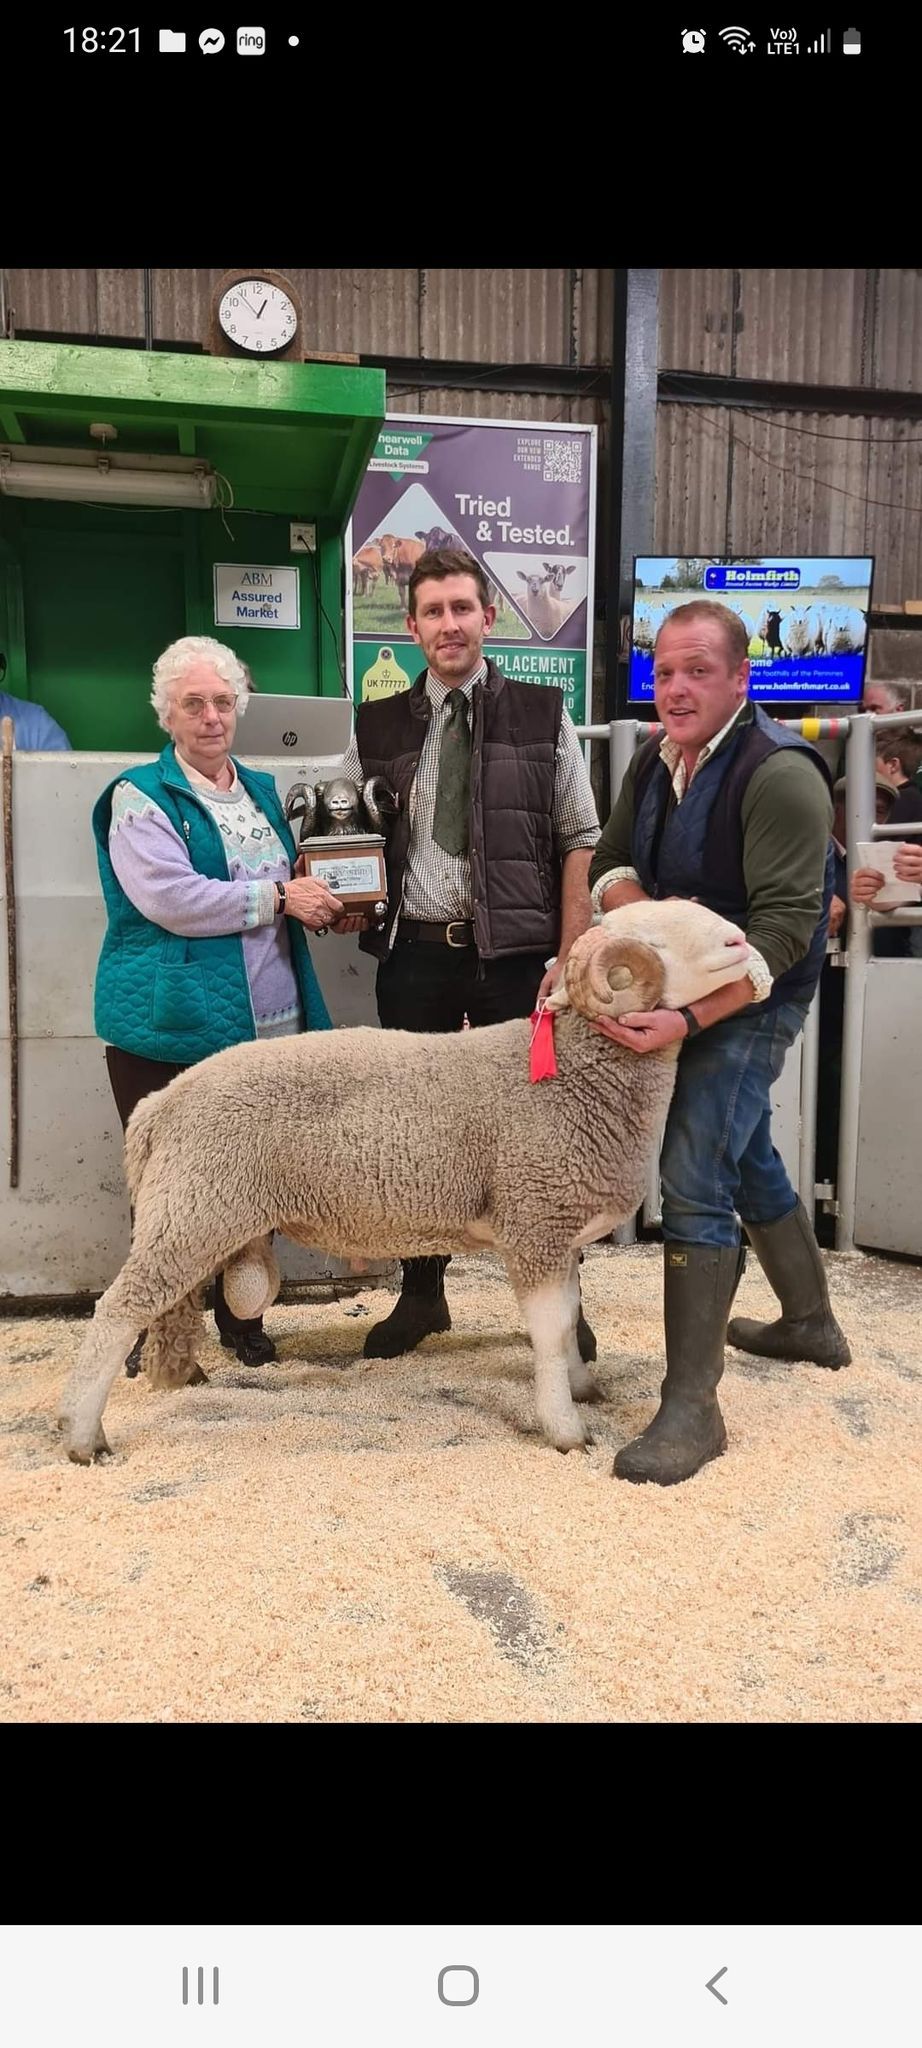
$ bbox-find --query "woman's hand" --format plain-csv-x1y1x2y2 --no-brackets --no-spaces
280,876,344,931
850,866,887,906
828,893,847,938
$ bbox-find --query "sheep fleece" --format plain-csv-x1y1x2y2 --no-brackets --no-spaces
124,1018,676,1299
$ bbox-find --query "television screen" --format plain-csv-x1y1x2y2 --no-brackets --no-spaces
629,555,875,704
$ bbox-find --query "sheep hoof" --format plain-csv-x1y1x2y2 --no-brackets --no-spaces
66,1426,111,1465
549,1417,589,1453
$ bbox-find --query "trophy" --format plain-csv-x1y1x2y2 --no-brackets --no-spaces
284,775,398,922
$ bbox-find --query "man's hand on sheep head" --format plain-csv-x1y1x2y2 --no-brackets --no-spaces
556,900,754,1051
591,1008,689,1054
536,957,565,1004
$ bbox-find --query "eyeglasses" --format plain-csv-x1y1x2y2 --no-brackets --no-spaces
176,694,238,719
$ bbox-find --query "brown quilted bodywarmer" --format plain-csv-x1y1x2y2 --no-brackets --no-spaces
355,659,563,961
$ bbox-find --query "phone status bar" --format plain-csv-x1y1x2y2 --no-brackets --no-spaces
676,23,865,55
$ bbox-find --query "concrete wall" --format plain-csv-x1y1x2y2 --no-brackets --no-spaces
0,751,384,1300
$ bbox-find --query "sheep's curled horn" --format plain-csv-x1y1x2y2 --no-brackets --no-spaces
362,774,399,829
562,924,666,1020
284,781,317,842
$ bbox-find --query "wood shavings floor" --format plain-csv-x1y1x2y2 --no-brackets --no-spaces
1,1244,920,1722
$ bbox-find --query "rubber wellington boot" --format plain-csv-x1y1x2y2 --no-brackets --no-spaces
214,1270,277,1367
613,1243,742,1486
363,1256,452,1360
727,1199,851,1369
575,1252,597,1363
576,1306,597,1364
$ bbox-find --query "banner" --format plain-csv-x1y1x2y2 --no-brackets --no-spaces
346,413,597,723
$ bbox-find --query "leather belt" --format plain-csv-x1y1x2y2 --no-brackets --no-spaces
398,919,475,948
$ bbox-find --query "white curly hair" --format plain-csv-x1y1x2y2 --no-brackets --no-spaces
151,635,250,731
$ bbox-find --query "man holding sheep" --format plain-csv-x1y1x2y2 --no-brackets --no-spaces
590,599,850,1486
334,547,601,1361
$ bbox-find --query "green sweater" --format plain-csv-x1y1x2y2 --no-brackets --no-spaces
589,704,833,982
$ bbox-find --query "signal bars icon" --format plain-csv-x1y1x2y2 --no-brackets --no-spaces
807,26,832,49
183,1968,219,2007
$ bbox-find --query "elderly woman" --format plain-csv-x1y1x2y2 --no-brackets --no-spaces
92,634,343,1366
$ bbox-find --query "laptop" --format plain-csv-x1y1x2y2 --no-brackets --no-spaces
234,692,353,761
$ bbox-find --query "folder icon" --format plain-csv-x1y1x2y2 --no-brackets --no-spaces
158,27,187,50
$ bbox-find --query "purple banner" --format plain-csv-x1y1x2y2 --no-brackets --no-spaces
346,413,597,722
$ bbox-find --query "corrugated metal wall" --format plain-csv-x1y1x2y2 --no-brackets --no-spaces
4,266,613,372
656,268,922,616
7,266,922,671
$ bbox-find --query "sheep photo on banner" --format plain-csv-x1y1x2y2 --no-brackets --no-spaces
629,555,873,708
346,414,598,725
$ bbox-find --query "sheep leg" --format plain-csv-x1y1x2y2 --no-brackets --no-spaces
59,1312,142,1465
141,1290,206,1392
60,1253,209,1464
511,1264,590,1452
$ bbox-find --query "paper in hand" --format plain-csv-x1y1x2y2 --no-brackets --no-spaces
857,842,922,906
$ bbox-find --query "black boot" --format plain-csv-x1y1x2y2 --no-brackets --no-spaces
214,1270,277,1368
613,1243,741,1486
125,1331,146,1378
576,1308,597,1363
363,1256,451,1359
727,1199,851,1369
575,1250,597,1363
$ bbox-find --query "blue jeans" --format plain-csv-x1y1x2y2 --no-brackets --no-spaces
660,998,810,1248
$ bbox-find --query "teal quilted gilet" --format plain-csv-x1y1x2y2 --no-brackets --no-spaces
92,744,330,1062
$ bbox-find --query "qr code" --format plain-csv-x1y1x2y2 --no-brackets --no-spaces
543,437,583,484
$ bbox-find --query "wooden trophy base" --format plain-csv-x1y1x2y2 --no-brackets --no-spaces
298,833,387,915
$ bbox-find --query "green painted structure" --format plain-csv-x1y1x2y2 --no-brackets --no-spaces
0,341,385,749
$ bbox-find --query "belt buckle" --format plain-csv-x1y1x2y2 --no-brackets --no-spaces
446,920,469,948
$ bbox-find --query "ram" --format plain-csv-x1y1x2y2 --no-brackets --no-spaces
59,902,753,1466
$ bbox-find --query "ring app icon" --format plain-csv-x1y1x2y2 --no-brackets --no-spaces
236,25,266,51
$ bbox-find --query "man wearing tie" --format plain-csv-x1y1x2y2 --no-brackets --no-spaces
335,547,600,1359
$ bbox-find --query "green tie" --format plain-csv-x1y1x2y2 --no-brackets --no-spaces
432,690,471,856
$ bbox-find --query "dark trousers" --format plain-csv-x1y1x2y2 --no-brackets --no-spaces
104,1045,263,1339
375,940,547,1033
375,939,547,1293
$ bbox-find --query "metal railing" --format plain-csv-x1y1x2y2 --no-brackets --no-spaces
838,709,922,1252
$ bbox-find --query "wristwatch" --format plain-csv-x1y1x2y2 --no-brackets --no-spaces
276,882,287,916
677,1005,701,1038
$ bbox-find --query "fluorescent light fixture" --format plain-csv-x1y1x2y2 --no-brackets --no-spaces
0,447,216,509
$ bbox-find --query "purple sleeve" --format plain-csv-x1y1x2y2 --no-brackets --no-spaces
108,785,275,937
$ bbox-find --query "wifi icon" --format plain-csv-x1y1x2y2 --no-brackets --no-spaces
719,23,754,47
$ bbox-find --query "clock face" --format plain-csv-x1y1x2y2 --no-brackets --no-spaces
217,279,298,355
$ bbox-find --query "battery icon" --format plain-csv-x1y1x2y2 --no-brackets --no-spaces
843,26,861,51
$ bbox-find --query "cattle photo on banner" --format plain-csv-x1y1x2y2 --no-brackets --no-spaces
346,415,598,722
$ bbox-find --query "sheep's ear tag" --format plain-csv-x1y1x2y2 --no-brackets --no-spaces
529,1000,557,1082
